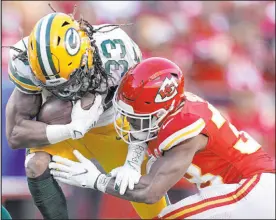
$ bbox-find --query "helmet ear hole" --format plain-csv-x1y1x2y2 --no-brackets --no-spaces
62,21,70,27
68,62,72,66
171,73,178,78
30,41,34,50
57,36,61,46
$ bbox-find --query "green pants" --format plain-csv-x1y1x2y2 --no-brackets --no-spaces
1,206,12,219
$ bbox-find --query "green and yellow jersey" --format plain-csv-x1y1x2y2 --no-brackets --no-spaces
8,25,142,126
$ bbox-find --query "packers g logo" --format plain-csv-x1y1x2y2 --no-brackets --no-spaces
64,28,81,56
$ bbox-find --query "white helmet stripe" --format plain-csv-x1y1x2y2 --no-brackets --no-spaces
39,13,55,80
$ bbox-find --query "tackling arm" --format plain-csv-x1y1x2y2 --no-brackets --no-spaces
104,134,207,204
49,134,208,204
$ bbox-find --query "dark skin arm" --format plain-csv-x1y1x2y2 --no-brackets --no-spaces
105,134,208,204
6,88,51,149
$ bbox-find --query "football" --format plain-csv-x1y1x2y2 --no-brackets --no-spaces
37,93,96,125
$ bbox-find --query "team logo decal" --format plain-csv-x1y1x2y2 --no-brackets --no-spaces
65,28,81,56
155,77,178,103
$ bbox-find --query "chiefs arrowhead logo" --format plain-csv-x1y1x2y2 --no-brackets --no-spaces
155,77,178,103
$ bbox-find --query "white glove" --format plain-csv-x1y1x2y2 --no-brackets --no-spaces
109,142,148,195
110,164,141,195
49,150,101,189
68,94,104,139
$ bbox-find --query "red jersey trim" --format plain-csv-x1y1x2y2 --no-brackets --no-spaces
159,174,261,219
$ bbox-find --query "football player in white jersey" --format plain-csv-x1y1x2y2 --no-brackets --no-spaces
6,11,168,219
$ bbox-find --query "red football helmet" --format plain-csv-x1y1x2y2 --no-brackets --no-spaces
113,57,185,144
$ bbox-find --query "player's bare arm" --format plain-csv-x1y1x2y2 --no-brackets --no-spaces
105,134,207,203
6,88,47,149
49,133,207,204
6,87,103,149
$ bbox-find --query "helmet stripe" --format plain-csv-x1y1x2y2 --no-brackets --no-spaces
37,14,57,80
46,14,60,79
36,17,50,80
40,14,56,80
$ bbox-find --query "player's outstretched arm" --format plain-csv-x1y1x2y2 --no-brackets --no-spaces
104,134,207,204
49,134,207,204
6,88,49,149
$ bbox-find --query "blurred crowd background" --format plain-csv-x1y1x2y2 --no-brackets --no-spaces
2,1,275,219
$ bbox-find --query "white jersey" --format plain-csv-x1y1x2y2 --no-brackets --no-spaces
8,25,142,127
93,24,142,91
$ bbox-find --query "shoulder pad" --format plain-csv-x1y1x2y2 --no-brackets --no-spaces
8,37,41,94
157,112,206,152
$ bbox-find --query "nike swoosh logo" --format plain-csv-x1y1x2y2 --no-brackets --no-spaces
162,118,173,129
73,130,83,138
72,168,88,176
115,133,128,141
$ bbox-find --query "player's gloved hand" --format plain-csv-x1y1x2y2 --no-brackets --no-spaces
109,164,141,195
49,150,113,193
49,150,101,189
109,142,148,195
68,94,104,139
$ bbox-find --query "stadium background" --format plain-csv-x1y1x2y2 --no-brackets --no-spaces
1,1,275,219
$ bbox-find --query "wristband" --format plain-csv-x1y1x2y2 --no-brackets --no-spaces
96,174,112,193
46,124,71,144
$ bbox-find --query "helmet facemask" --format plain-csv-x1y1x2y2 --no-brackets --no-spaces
41,52,94,101
113,95,174,144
